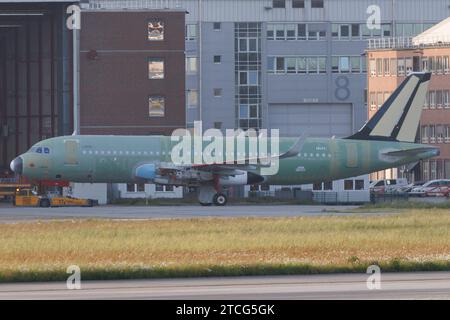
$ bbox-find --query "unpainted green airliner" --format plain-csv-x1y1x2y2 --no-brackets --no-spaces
10,72,439,205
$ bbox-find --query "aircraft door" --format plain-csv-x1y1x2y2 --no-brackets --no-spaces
64,140,79,165
345,143,359,168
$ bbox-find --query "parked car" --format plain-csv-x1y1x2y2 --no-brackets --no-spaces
409,179,450,197
369,178,408,194
399,181,425,193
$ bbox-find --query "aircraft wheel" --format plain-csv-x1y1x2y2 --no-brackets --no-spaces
213,193,227,206
39,199,51,208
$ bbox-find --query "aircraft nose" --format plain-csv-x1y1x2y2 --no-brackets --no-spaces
10,157,23,175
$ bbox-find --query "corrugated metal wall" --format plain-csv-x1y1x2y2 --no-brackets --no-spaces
0,3,73,171
86,0,450,23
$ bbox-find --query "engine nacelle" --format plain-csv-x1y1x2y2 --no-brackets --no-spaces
135,163,156,180
219,171,265,186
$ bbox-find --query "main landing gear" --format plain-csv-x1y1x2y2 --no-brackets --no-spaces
197,177,228,206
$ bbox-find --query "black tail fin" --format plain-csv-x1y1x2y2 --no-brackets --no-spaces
346,72,431,142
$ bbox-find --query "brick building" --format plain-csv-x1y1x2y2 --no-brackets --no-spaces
79,9,186,136
367,17,450,181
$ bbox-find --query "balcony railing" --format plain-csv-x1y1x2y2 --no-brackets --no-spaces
368,35,450,50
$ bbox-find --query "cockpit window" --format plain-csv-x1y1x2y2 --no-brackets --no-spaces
29,146,50,154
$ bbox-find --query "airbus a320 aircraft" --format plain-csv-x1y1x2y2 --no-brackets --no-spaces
10,72,439,206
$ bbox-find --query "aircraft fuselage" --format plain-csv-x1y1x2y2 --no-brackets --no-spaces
14,135,439,186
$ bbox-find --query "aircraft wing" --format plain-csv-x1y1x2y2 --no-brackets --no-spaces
188,133,307,171
137,135,307,181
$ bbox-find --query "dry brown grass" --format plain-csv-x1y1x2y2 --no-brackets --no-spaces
0,209,450,281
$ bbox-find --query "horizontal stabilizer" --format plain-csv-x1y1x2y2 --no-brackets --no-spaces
382,147,440,157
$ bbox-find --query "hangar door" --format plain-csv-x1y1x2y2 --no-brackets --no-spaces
268,104,353,138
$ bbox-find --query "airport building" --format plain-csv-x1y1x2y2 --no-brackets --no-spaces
367,17,450,182
0,0,77,173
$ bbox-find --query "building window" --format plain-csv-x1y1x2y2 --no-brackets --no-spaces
397,58,405,76
276,57,285,73
298,57,307,73
377,92,383,109
148,20,164,41
155,184,164,192
137,183,145,192
308,57,318,74
429,91,436,108
213,22,221,31
339,57,350,73
275,24,285,40
267,24,275,40
297,24,306,40
213,88,222,97
429,57,435,73
390,58,397,76
422,57,429,72
350,56,360,73
351,24,360,38
318,57,326,73
292,0,305,8
355,180,365,190
126,183,135,192
405,57,413,74
437,91,443,108
369,59,376,76
376,58,382,76
421,125,429,143
213,55,221,64
444,90,449,108
148,58,164,79
308,23,326,40
187,90,198,108
148,96,165,117
273,0,285,8
369,92,376,111
311,0,324,8
185,24,197,41
344,180,354,190
286,24,296,40
186,57,198,74
383,58,390,76
340,25,350,40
